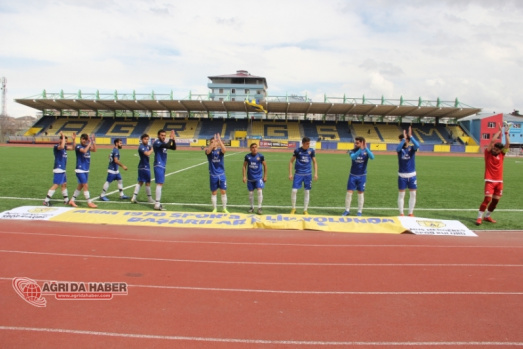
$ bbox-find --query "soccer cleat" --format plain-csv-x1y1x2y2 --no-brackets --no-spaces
154,205,166,211
257,208,263,215
248,207,255,213
87,202,98,208
342,210,350,216
120,195,130,200
408,213,414,217
131,198,138,204
223,208,230,214
69,200,78,208
43,201,51,207
399,213,404,216
475,218,482,225
290,209,296,215
303,211,309,215
148,198,155,204
212,208,217,213
100,196,110,202
484,216,496,223
357,212,363,216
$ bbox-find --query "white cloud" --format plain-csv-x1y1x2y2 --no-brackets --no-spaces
1,0,523,117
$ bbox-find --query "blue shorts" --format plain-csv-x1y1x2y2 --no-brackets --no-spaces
75,172,89,185
106,172,122,183
398,176,417,190
53,172,67,185
247,179,265,191
347,174,366,192
138,169,151,183
154,167,165,184
210,174,227,191
292,173,312,190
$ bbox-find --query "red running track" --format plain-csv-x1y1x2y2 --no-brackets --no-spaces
0,220,522,348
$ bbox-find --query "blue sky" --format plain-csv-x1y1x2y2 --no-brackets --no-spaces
1,0,522,117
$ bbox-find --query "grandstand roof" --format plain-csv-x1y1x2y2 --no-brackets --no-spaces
15,98,481,120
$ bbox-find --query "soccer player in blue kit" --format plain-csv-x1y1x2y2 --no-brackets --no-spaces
99,138,130,201
69,133,98,208
397,126,419,216
242,143,267,214
342,136,374,216
289,137,318,215
206,133,229,213
153,129,176,211
43,131,73,206
131,133,155,204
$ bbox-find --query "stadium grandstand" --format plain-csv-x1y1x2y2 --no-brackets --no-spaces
11,70,521,153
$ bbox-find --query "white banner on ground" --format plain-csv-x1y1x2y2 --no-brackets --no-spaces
0,206,73,220
398,216,477,237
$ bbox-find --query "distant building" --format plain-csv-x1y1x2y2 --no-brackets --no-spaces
459,112,522,149
208,70,267,119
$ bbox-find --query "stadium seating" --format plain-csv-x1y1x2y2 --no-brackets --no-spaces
198,119,227,139
335,122,353,142
411,124,448,144
351,123,382,143
375,124,402,143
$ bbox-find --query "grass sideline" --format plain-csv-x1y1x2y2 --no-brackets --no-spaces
0,145,521,230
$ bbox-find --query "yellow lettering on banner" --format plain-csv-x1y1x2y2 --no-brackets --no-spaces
107,122,138,137
265,125,288,138
48,209,408,234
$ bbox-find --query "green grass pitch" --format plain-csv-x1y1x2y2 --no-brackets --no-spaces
0,145,521,230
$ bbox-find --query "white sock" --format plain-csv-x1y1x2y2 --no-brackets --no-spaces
72,189,81,201
345,192,353,211
45,189,55,202
477,211,484,219
133,184,141,197
304,190,310,211
249,191,254,208
221,194,227,210
357,193,364,213
211,194,217,209
101,182,109,196
408,191,416,214
84,191,91,202
257,190,263,208
146,186,152,200
291,189,298,209
155,186,162,204
398,191,406,214
117,180,124,196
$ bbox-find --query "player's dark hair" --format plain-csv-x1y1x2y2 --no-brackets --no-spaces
355,136,365,143
141,133,149,140
157,129,166,136
80,133,89,140
113,138,121,145
250,143,257,148
494,142,504,150
302,137,310,143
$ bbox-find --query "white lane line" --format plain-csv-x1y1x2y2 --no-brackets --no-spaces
1,249,522,267
1,231,523,248
0,326,522,346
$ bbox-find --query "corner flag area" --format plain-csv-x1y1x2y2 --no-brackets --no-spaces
0,206,476,236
